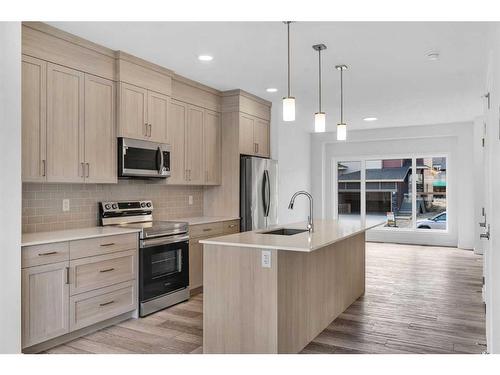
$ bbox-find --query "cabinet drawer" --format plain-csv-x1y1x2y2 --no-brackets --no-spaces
189,222,223,239
70,249,136,295
223,220,240,235
70,233,138,260
70,280,136,331
22,242,69,268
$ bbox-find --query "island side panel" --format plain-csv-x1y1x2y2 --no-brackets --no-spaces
277,231,365,353
203,244,279,353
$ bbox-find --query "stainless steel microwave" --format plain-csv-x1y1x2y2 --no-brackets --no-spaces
118,138,171,178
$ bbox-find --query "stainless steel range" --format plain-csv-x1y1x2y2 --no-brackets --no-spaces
99,200,189,317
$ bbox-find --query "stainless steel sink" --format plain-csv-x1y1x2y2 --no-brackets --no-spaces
261,228,308,236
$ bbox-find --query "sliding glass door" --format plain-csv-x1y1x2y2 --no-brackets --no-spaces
337,161,362,225
335,155,448,232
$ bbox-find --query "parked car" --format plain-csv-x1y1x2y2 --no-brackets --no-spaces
416,212,447,229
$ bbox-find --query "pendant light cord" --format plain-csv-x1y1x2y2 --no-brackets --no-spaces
287,21,291,98
340,68,343,123
318,49,322,112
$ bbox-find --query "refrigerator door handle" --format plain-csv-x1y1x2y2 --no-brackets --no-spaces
263,169,270,217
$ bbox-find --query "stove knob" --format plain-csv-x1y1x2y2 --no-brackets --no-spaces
104,204,111,210
112,204,118,209
141,202,146,208
146,202,152,208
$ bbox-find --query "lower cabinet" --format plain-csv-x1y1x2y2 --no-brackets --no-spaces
22,261,70,348
188,239,203,290
188,219,240,291
21,233,138,350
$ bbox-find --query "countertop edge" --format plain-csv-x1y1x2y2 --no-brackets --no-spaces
200,221,384,252
21,228,141,247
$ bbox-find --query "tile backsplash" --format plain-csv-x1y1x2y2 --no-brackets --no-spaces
22,181,204,233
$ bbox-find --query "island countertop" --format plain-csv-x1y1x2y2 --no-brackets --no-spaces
199,219,383,252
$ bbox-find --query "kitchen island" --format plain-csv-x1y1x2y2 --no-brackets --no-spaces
200,219,381,354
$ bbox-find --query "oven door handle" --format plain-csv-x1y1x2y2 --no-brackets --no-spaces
141,234,189,248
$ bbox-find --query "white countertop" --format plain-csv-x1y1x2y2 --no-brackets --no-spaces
175,216,240,226
200,219,384,252
22,227,141,247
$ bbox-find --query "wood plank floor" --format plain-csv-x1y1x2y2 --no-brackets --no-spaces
45,242,486,354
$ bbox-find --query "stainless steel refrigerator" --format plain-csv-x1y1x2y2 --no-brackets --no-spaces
240,156,278,231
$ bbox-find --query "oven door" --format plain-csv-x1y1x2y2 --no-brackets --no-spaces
139,235,189,303
118,137,171,178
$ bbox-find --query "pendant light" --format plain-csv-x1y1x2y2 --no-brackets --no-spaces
283,21,295,121
335,64,348,141
312,44,327,133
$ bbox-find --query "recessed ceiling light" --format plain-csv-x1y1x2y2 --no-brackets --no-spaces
266,88,278,93
363,117,378,122
198,55,213,62
427,51,440,61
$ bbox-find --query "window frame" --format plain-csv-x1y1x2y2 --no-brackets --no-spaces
332,153,449,233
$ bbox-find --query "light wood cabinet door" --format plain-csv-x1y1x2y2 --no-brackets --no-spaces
239,114,255,155
167,99,187,184
147,91,169,143
46,63,84,182
84,74,116,183
186,105,204,184
118,82,148,140
254,118,270,158
22,261,69,348
189,239,203,290
22,55,47,182
204,110,221,185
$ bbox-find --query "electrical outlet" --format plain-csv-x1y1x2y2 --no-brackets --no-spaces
261,250,271,268
62,199,70,212
188,195,193,205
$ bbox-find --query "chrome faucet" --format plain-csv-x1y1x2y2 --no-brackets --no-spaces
288,191,314,232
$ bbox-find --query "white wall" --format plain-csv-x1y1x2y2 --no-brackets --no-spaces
483,23,500,354
311,122,475,248
0,22,22,353
271,104,311,225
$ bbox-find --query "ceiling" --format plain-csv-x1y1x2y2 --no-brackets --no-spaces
48,21,491,132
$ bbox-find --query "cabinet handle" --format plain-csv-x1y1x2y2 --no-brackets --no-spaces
80,162,85,177
99,300,115,307
38,251,58,256
228,224,236,228
86,162,90,178
203,228,212,232
65,267,70,285
149,124,152,137
144,123,148,137
256,143,259,153
188,169,191,181
100,243,115,247
41,160,46,177
99,268,115,273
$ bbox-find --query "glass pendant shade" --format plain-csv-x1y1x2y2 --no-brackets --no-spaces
283,97,296,122
337,123,347,141
314,112,326,133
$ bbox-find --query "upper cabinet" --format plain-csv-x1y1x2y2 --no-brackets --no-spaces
186,105,205,184
167,100,221,185
22,55,47,182
228,91,271,158
116,52,172,144
21,56,117,184
46,63,85,183
118,83,148,140
84,74,116,183
204,110,222,185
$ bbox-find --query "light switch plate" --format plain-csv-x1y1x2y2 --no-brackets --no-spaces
62,199,70,212
188,195,193,205
261,250,272,268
